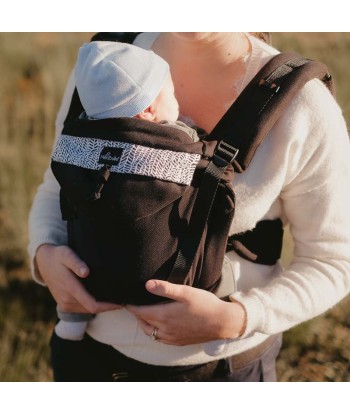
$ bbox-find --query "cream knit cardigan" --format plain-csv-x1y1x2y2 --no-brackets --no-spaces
28,34,350,366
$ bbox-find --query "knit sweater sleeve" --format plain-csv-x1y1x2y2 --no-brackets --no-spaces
27,70,75,284
231,80,350,336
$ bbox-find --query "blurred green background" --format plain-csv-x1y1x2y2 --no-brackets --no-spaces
0,33,350,381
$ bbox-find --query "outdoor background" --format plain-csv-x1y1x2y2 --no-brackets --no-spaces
0,32,349,382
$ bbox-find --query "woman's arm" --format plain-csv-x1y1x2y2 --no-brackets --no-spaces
231,81,350,336
28,71,76,284
28,70,121,314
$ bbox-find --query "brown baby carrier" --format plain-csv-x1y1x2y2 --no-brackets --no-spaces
51,33,334,304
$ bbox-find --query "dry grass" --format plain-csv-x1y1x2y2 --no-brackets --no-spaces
0,32,349,381
0,33,92,382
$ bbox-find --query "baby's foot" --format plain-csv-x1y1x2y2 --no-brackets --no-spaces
55,320,88,341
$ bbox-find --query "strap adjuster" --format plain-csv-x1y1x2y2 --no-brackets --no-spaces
213,141,239,167
259,79,280,92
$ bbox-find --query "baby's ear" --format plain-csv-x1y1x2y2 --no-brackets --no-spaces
134,105,156,121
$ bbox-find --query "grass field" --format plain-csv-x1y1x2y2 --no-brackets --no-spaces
0,32,350,382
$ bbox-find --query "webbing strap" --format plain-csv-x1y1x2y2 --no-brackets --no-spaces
168,160,232,286
227,219,284,265
264,56,308,82
208,52,333,172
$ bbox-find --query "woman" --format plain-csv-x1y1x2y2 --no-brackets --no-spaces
28,32,350,381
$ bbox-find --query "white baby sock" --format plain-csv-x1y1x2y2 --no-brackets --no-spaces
55,320,88,341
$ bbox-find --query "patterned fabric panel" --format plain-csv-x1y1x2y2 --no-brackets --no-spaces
52,134,201,186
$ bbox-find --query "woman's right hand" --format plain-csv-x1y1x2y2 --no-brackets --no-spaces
36,244,122,314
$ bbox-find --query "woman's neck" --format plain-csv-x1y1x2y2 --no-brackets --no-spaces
153,32,250,70
151,32,252,132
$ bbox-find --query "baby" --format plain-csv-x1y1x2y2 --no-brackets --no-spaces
55,41,200,340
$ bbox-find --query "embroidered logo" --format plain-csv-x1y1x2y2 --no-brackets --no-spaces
99,147,124,166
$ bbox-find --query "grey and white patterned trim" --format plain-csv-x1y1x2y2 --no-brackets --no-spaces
52,134,200,186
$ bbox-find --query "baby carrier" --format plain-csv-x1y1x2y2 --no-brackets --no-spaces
51,33,333,305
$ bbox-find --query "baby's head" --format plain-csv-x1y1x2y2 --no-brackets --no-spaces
75,41,179,123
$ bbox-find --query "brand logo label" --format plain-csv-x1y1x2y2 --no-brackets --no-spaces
98,147,124,166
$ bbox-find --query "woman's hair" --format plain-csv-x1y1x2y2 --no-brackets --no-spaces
250,32,271,45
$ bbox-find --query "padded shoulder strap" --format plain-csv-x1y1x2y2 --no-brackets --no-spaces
63,32,142,126
208,52,334,173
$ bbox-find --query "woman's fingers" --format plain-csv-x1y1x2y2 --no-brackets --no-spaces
145,279,189,302
35,244,122,314
136,317,153,334
69,278,122,314
56,245,90,278
128,281,246,346
127,280,193,327
127,302,165,325
136,317,171,344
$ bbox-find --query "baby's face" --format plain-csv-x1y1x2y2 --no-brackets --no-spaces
152,74,179,123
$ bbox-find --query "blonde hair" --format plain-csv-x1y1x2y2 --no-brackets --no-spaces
250,32,271,45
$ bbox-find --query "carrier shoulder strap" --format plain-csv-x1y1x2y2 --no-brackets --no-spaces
168,52,334,284
208,51,334,172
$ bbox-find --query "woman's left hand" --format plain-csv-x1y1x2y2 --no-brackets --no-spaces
126,280,246,346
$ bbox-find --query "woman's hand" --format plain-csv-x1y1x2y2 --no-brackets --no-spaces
36,244,122,314
127,280,246,346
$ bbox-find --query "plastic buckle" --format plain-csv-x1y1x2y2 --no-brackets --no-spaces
112,372,129,381
213,141,239,167
259,79,280,92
